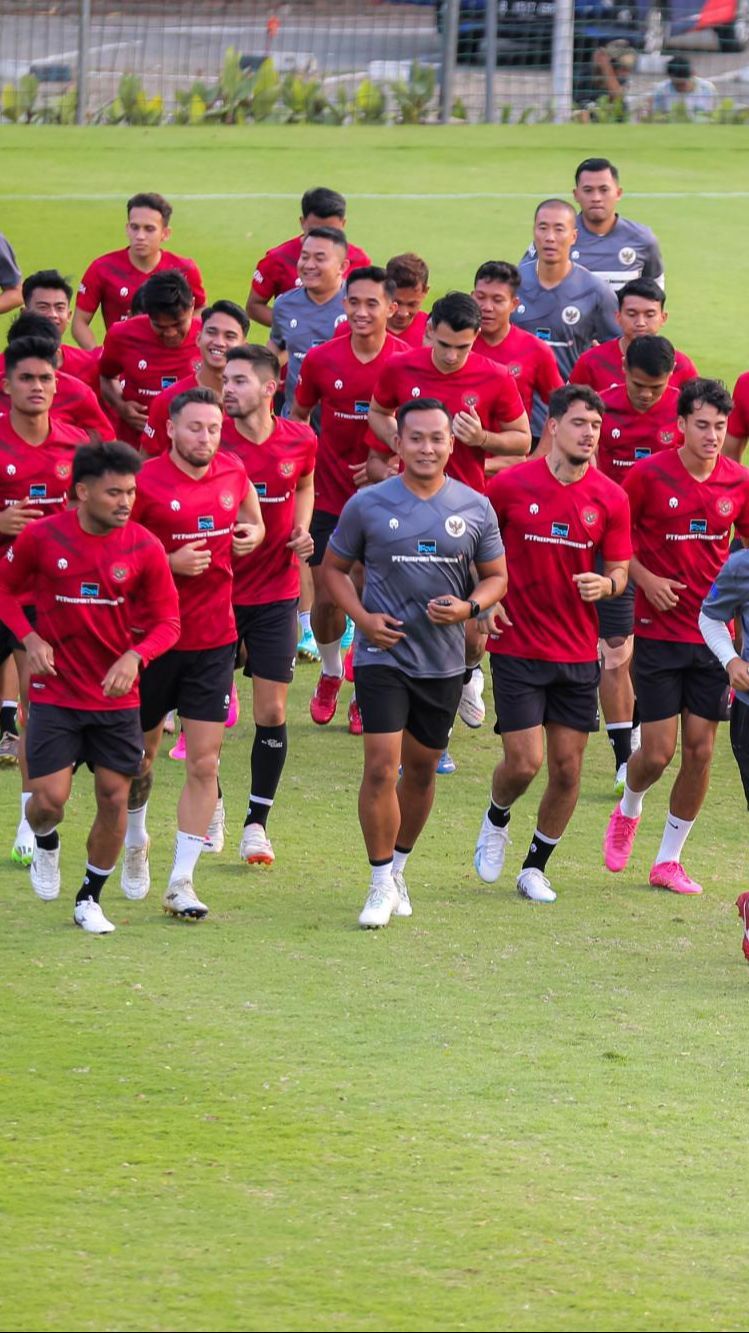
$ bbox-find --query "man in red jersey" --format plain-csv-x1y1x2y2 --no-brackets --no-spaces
471,260,563,425
723,371,749,461
99,270,200,447
385,253,430,348
291,266,404,731
570,277,698,394
474,385,631,904
603,379,749,895
141,300,249,457
246,186,371,329
73,191,205,348
123,388,264,919
0,441,180,933
222,345,316,866
21,270,102,389
1,314,115,440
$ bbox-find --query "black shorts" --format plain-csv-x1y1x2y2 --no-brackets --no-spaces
0,603,36,666
353,664,463,751
596,580,635,640
730,699,749,809
234,599,298,684
309,508,339,568
490,654,600,734
632,638,729,723
139,642,236,732
26,702,144,779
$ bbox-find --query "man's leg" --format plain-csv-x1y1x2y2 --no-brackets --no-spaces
240,675,289,865
170,715,225,880
515,723,589,902
458,619,489,731
26,767,73,901
72,766,132,933
11,647,32,864
599,635,635,785
121,721,163,900
603,715,678,873
649,710,719,894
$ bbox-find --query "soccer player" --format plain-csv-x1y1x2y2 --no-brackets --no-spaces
322,399,507,928
246,186,371,328
722,372,749,462
603,379,749,895
141,300,249,456
73,192,205,348
474,385,631,904
99,270,200,447
123,389,264,918
0,441,180,933
20,269,102,387
385,253,430,347
0,231,22,314
291,266,404,732
222,345,316,865
471,260,563,421
570,278,698,394
268,228,349,414
1,313,115,440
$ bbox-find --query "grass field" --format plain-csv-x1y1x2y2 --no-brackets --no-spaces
1,124,749,1333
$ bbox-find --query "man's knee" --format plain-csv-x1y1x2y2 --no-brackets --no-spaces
599,635,633,671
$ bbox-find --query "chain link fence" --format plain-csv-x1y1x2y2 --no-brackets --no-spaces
1,0,748,125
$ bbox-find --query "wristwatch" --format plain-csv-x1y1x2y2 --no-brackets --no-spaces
468,599,481,619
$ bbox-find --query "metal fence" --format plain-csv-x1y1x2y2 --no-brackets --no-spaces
1,0,747,126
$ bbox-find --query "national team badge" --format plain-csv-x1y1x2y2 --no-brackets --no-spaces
55,461,71,479
278,460,294,478
219,491,234,509
618,247,637,267
462,393,479,409
582,507,598,526
509,364,521,377
111,564,128,582
562,306,581,326
718,497,734,516
445,515,466,538
659,430,674,445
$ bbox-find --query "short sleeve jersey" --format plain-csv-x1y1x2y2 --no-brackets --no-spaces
99,315,201,445
624,450,749,644
570,337,698,394
294,329,406,516
131,451,249,651
511,262,620,380
371,346,525,494
141,371,200,457
597,384,683,483
0,413,89,551
251,234,372,302
270,286,348,411
0,234,21,288
59,344,103,392
474,325,564,417
521,215,665,290
77,248,206,327
728,371,749,442
702,550,749,709
486,456,632,664
329,474,503,678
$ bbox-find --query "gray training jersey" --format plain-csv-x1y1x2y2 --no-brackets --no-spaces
329,474,503,678
701,549,749,709
521,213,665,291
270,285,347,413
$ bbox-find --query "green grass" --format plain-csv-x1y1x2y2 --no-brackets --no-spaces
2,125,749,1332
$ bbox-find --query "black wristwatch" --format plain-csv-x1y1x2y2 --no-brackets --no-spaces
468,599,481,619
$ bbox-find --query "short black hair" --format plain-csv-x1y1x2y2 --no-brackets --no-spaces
73,440,142,487
303,226,348,257
345,266,396,298
301,187,346,221
200,299,250,335
225,343,281,381
127,192,172,224
575,158,620,184
130,285,148,316
473,261,521,293
678,377,732,419
386,253,429,290
534,198,577,224
617,277,666,310
141,270,194,317
22,269,73,304
667,55,692,80
429,291,481,334
548,384,605,420
396,398,452,432
4,336,58,374
7,312,61,346
625,335,675,377
169,386,222,419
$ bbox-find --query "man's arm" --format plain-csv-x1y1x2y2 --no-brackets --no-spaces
723,432,747,463
425,556,508,626
453,405,531,458
290,400,312,423
246,290,274,328
72,306,99,350
99,373,148,432
367,396,398,452
0,284,22,315
232,486,265,558
0,236,22,315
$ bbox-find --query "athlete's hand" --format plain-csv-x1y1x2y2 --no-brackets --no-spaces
286,525,314,561
486,602,513,636
170,539,212,576
0,503,44,536
573,572,611,602
426,595,471,625
641,573,687,611
101,650,140,698
232,523,263,557
23,631,56,676
349,461,370,489
360,612,406,649
452,406,485,449
117,399,149,430
727,657,749,693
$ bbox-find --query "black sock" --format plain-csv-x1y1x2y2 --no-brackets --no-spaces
522,829,559,874
607,724,632,769
36,829,59,851
0,703,17,736
75,864,111,905
632,700,640,728
487,799,511,829
245,723,288,829
463,665,474,684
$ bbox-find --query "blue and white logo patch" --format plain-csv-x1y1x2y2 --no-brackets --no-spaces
80,582,100,597
197,516,215,531
634,448,651,460
690,519,708,535
418,540,437,555
551,522,569,538
29,484,47,499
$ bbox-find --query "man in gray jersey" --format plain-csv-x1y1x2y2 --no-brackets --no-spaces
322,399,507,930
269,227,347,413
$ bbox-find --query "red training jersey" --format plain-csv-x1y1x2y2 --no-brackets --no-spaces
334,311,429,349
624,449,749,644
99,315,201,447
486,456,632,663
77,247,206,328
221,416,317,605
59,344,102,392
140,370,201,457
251,234,371,303
371,346,526,494
0,508,180,710
295,329,406,516
597,384,683,484
474,325,564,418
728,371,749,442
569,337,698,394
131,450,249,651
0,413,89,551
0,360,114,441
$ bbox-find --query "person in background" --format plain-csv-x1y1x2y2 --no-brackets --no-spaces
651,57,718,119
0,232,22,315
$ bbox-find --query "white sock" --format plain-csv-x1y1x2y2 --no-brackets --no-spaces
299,611,312,636
370,860,393,888
393,848,410,874
169,830,205,883
19,790,31,826
620,782,645,819
318,637,343,678
656,812,694,865
125,802,149,848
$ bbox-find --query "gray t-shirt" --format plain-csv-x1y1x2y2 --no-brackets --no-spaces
270,285,347,413
329,474,503,678
522,214,664,291
701,549,749,709
0,233,21,289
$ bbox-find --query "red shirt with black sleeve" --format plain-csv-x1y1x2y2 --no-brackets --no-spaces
0,413,89,551
474,325,564,417
251,235,371,303
99,315,201,446
597,384,683,484
569,337,698,395
77,248,206,328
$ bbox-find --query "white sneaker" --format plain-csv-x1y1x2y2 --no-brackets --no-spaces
239,822,275,866
74,896,115,934
614,762,628,796
30,839,61,900
121,837,151,900
11,820,34,867
204,797,226,854
631,724,641,752
473,812,510,883
162,877,208,919
358,875,398,928
516,867,557,903
392,869,413,918
458,666,486,728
